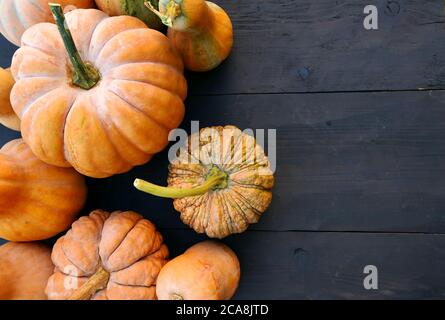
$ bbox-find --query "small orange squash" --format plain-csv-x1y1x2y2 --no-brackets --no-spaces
0,242,54,300
95,0,164,30
0,67,20,131
0,139,87,241
11,6,186,178
46,210,169,300
146,0,233,71
156,240,240,300
0,0,94,46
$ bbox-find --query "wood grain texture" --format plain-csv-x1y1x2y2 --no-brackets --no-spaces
2,90,440,233
186,0,445,94
161,230,445,299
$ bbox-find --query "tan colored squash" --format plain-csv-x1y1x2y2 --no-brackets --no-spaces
156,240,240,300
0,67,20,131
0,139,87,241
134,125,274,239
0,242,54,300
0,0,94,46
11,6,186,178
46,210,169,300
146,0,233,71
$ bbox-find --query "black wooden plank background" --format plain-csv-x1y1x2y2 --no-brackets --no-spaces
1,0,445,299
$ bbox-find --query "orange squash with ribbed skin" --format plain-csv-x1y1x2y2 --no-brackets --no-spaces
156,241,240,300
46,210,169,300
10,7,186,178
0,242,53,300
0,139,87,241
147,0,233,71
0,0,94,46
0,67,20,131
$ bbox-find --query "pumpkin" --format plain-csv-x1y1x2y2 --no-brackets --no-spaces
95,0,164,30
134,125,275,239
45,210,169,300
10,6,186,178
0,0,94,46
146,0,233,71
0,67,20,131
0,242,54,300
156,240,240,300
0,139,86,241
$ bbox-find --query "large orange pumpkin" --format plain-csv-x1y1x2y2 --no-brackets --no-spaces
0,0,94,46
0,242,53,300
45,210,169,300
0,139,87,241
10,7,186,178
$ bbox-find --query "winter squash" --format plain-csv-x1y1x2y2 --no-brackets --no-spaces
10,6,186,178
0,0,94,46
0,242,53,300
0,67,20,131
146,0,233,71
134,125,274,239
95,0,164,30
0,139,86,241
46,210,169,300
156,241,240,300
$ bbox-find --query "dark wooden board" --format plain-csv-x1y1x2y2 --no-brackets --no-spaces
186,0,445,94
160,230,445,299
2,89,443,233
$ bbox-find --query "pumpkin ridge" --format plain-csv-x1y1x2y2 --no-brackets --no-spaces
105,62,187,99
105,86,170,132
59,239,91,276
100,213,143,268
89,92,133,167
227,187,263,221
218,190,248,234
15,81,63,118
95,101,153,158
224,190,250,226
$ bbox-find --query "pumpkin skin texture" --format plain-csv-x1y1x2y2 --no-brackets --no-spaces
0,67,20,131
148,0,233,71
0,0,95,46
0,242,54,300
156,241,240,300
45,210,169,300
10,8,187,178
95,0,164,30
134,125,275,239
0,139,87,241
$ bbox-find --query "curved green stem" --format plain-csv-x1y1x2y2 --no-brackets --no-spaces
49,3,100,90
144,0,181,27
134,166,228,199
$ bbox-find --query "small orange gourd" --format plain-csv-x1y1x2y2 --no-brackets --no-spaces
0,67,20,131
0,242,54,300
95,0,164,30
0,0,94,46
10,6,186,178
146,0,233,71
156,241,240,300
46,210,169,300
0,139,87,241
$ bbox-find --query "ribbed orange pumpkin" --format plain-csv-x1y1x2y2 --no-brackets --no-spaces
46,210,169,300
10,7,186,178
0,0,94,46
0,139,87,241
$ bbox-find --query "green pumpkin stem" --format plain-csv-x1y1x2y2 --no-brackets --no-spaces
134,166,228,199
144,0,181,27
49,3,100,90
